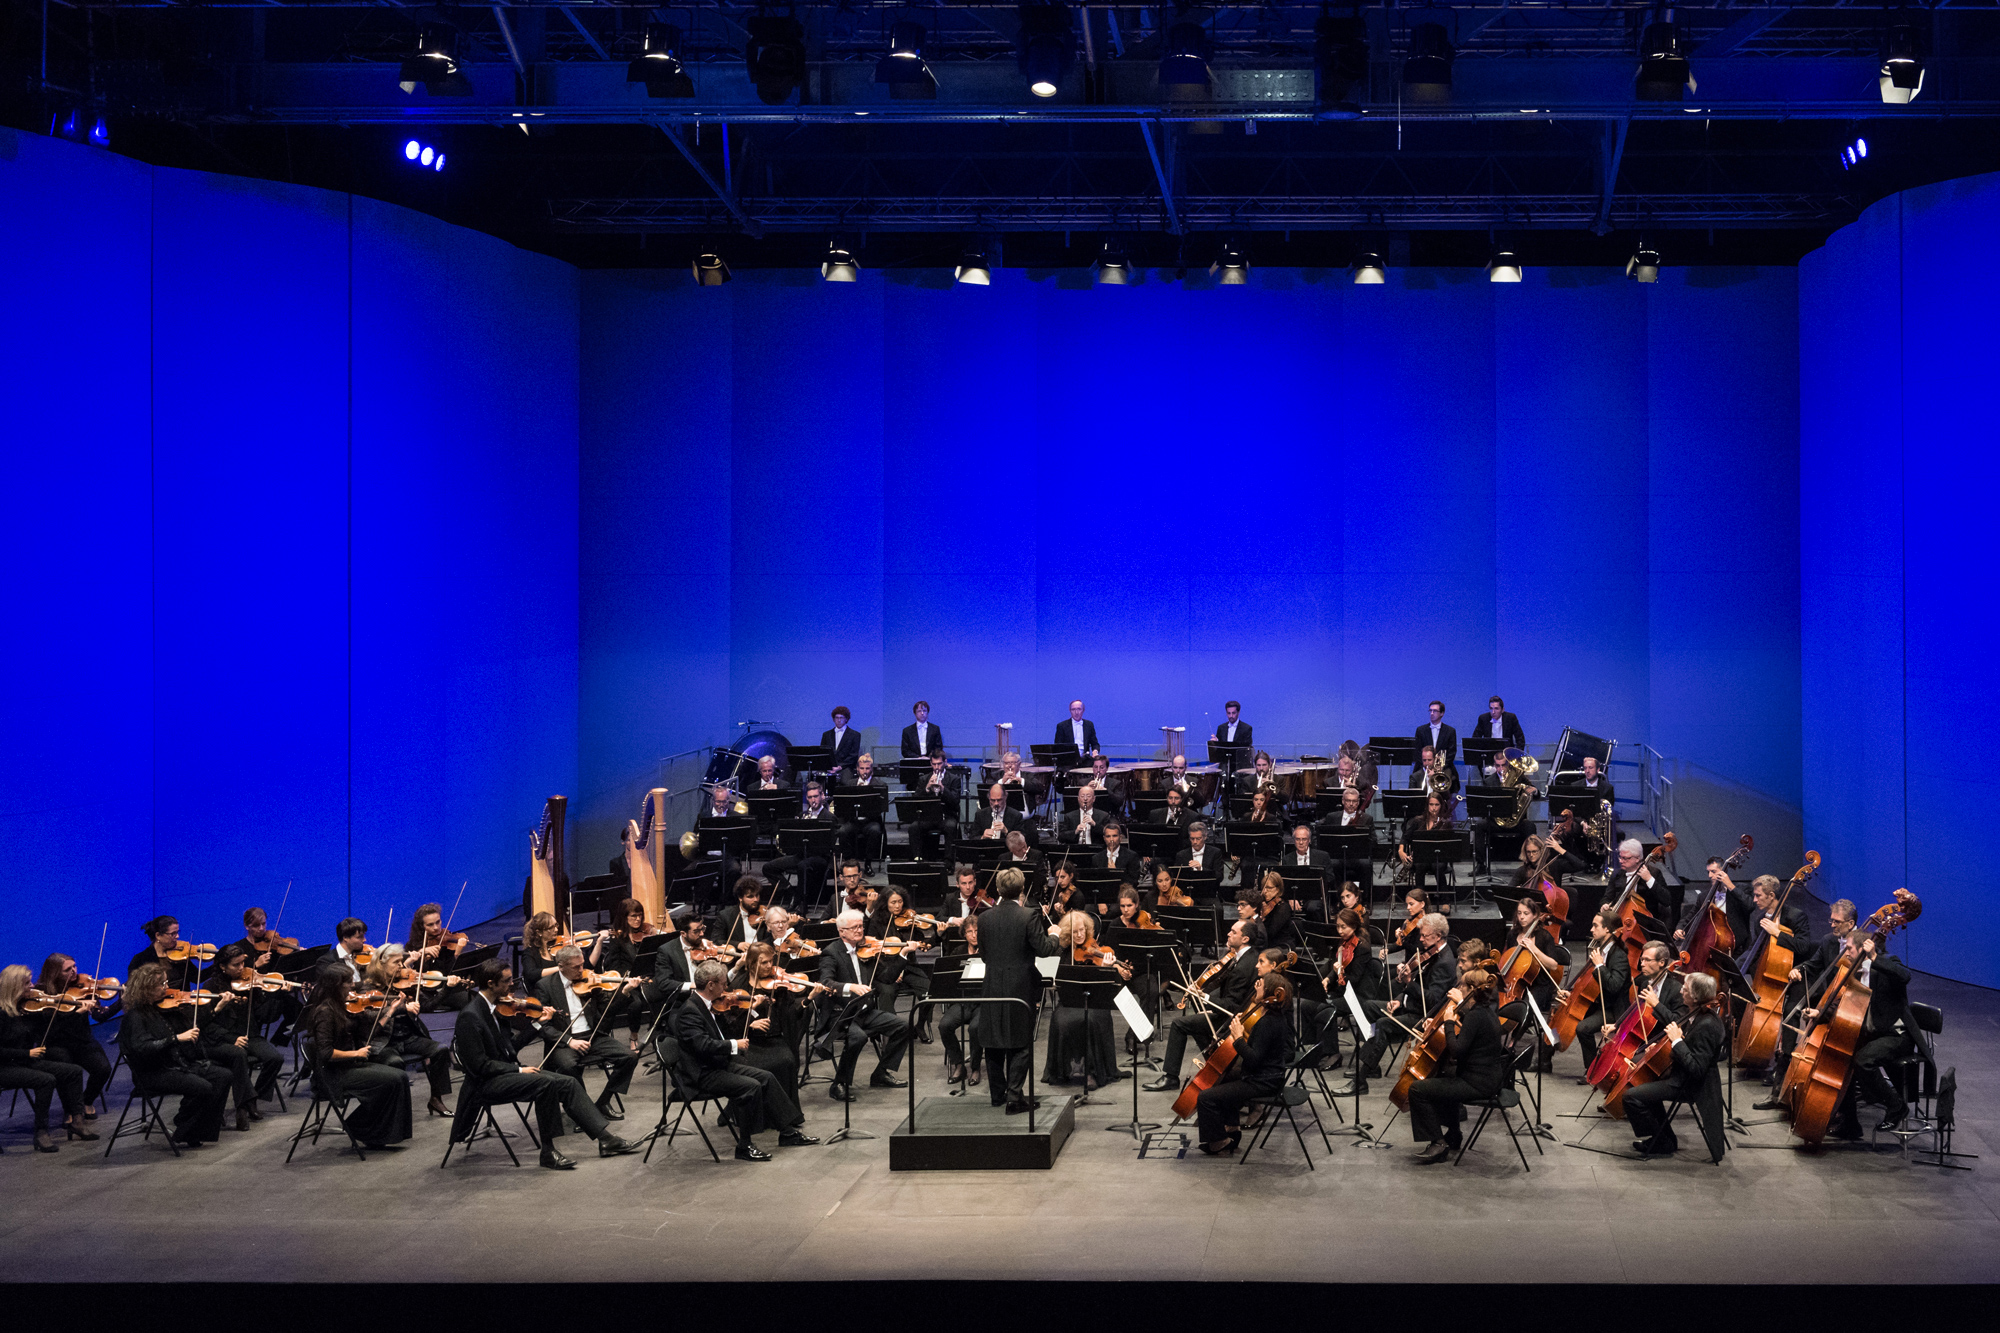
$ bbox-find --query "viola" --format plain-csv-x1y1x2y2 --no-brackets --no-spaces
1177,958,1226,1011
551,931,604,951
23,988,87,1014
495,995,560,1021
348,946,376,968
248,928,300,956
163,941,218,962
63,974,124,1004
1172,998,1268,1122
160,987,221,1009
231,971,304,993
775,935,822,959
1732,850,1820,1066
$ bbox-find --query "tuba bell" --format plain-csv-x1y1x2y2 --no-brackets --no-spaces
1495,748,1538,829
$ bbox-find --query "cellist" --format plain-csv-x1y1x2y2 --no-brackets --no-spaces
1335,911,1454,1098
1621,971,1729,1157
1497,893,1570,1072
1193,973,1295,1157
1406,964,1506,1164
1801,924,1915,1138
1558,909,1634,1073
1142,918,1261,1094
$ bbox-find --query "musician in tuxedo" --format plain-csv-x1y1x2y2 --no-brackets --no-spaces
531,947,643,1119
821,706,863,771
1055,699,1098,759
1791,899,1861,996
973,783,1029,845
649,915,703,1009
1000,831,1045,885
750,754,788,794
816,910,912,1099
973,868,1061,1113
1416,700,1457,763
995,750,1040,809
1281,824,1332,898
1061,783,1112,847
1214,701,1253,753
764,781,834,902
1174,821,1218,875
1470,696,1525,765
910,751,962,860
835,753,887,867
1622,971,1730,1157
1079,753,1126,815
669,960,817,1160
1092,823,1143,883
1410,744,1461,799
1238,751,1282,803
941,865,990,941
1597,838,1678,941
713,877,770,949
1808,924,1917,1136
1151,786,1194,835
450,961,639,1170
1338,912,1456,1095
1160,754,1203,807
900,700,944,759
1194,973,1294,1157
1558,909,1634,1070
1144,918,1262,1092
1673,858,1754,955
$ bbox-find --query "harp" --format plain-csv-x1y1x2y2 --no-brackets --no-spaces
523,794,570,927
624,787,671,925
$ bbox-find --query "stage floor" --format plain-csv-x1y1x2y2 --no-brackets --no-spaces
5,972,1998,1285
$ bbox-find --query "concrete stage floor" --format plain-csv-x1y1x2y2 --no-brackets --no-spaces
6,972,1998,1285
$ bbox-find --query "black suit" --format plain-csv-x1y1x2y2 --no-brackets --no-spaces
1077,777,1126,815
1054,717,1099,758
1470,711,1525,751
1213,720,1254,751
909,769,962,859
531,972,640,1106
817,942,911,1089
973,899,1061,1106
1173,843,1220,875
834,777,886,862
650,934,699,1008
1091,845,1143,883
1408,1002,1506,1145
1572,942,1635,1067
667,995,803,1140
1355,945,1456,1077
821,726,863,770
1409,759,1462,798
1061,806,1113,847
1623,1008,1729,1155
1676,879,1756,957
900,721,944,759
970,803,1028,846
1160,946,1259,1082
1281,848,1333,900
1415,721,1458,762
1825,951,1918,1130
449,993,610,1148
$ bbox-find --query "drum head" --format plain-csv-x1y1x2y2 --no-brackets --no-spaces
705,730,793,786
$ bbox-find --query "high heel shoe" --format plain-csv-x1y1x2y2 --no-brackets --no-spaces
34,1130,59,1153
427,1097,452,1118
66,1122,100,1142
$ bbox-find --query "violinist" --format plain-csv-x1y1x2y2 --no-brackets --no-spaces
1112,884,1159,933
668,960,818,1161
1339,912,1455,1097
1805,923,1915,1138
34,954,116,1115
531,946,644,1120
1392,889,1431,964
1255,871,1299,947
941,864,990,942
715,877,771,949
732,942,820,1101
406,904,474,1012
1042,860,1085,924
1144,918,1262,1094
937,915,983,1083
203,943,289,1124
300,963,414,1150
237,906,308,1038
523,911,582,988
1558,909,1634,1071
359,950,453,1118
1327,909,1386,1009
1497,893,1572,1070
762,905,814,963
118,962,232,1149
1406,964,1506,1164
1194,973,1295,1157
1045,911,1132,1090
333,918,373,984
816,909,912,1101
129,915,203,991
650,911,704,1008
840,863,875,919
0,965,94,1151
1227,789,1283,883
450,961,640,1169
882,886,937,1042
1621,971,1729,1156
1153,866,1195,910
599,898,661,985
1337,883,1381,946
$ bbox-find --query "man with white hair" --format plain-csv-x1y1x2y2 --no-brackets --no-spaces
815,909,911,1101
1601,837,1676,937
667,959,818,1160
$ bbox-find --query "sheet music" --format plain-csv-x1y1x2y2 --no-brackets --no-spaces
1114,986,1153,1042
1343,981,1374,1040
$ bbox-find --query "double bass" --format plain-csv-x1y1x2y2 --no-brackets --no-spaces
1586,953,1690,1115
1551,919,1642,1052
1731,850,1820,1066
1683,833,1752,980
1783,889,1921,1146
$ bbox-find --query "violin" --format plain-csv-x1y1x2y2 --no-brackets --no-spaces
689,942,741,964
410,970,466,990
1157,885,1194,907
164,941,218,962
343,989,390,1014
711,989,769,1014
856,936,912,959
550,931,603,951
1177,958,1226,1010
1395,913,1423,947
159,987,221,1009
231,970,304,993
248,927,300,956
23,988,88,1013
348,946,376,968
892,911,943,933
570,970,640,994
754,969,828,995
1072,942,1122,968
495,995,560,1021
63,974,123,1003
424,925,471,954
775,935,822,959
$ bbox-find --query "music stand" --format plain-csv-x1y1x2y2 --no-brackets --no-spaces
895,759,934,789
696,817,755,859
1281,869,1330,922
1030,744,1073,769
1073,868,1126,911
1463,791,1521,887
1051,967,1122,1107
1366,737,1417,769
1224,824,1283,869
1319,830,1374,893
885,860,948,906
1207,739,1252,779
773,822,836,905
1462,738,1506,783
927,964,974,1096
1412,830,1467,895
892,794,944,845
1154,906,1215,957
785,745,834,779
744,791,798,835
951,838,1004,868
1126,826,1185,865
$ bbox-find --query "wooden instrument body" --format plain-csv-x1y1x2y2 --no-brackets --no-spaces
1172,1002,1264,1122
525,794,569,927
1685,899,1736,982
1789,974,1873,1145
1731,930,1795,1066
1601,1030,1677,1120
1389,998,1461,1112
1550,962,1602,1051
1776,954,1854,1112
1587,998,1657,1088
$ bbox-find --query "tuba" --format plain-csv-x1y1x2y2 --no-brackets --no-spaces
1495,748,1538,829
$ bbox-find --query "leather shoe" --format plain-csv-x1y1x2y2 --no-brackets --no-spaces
1329,1080,1369,1098
596,1100,625,1122
245,1104,264,1122
778,1131,820,1147
65,1123,100,1143
1005,1100,1031,1116
1878,1106,1908,1133
868,1074,908,1089
1142,1076,1180,1093
735,1143,773,1162
1828,1123,1864,1142
539,1149,577,1170
597,1135,638,1158
1637,1139,1678,1156
1411,1140,1451,1164
828,1083,856,1102
234,1108,252,1132
1750,1098,1786,1111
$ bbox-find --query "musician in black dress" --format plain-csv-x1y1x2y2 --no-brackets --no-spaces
1408,963,1506,1163
358,951,454,1119
935,913,984,1085
34,953,115,1117
1495,893,1571,1071
1622,971,1729,1156
1044,912,1132,1089
127,915,203,992
1397,793,1457,893
727,943,814,1130
118,963,232,1148
1558,909,1634,1071
1194,973,1295,1156
202,943,289,1123
300,964,414,1150
0,965,93,1152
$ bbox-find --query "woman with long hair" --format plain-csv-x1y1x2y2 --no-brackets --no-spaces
35,953,115,1115
300,963,413,1149
117,963,231,1148
1042,912,1130,1090
1406,963,1506,1164
0,965,94,1151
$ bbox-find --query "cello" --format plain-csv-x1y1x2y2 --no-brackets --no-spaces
1785,889,1921,1146
1683,833,1752,980
1586,952,1689,1094
1731,850,1820,1067
1605,832,1677,973
1552,923,1641,1053
1389,990,1464,1113
1171,995,1269,1122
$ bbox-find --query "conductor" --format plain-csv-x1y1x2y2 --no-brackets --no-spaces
975,866,1060,1114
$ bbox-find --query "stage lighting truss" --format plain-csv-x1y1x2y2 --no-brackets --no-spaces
1017,4,1075,100
631,24,696,99
746,15,808,106
400,26,473,97
876,20,938,100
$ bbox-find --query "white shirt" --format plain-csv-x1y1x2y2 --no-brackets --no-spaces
1225,721,1239,741
916,726,928,755
562,980,589,1035
1070,721,1086,752
693,991,741,1055
1341,811,1357,826
1188,848,1205,868
1429,722,1442,746
832,725,849,750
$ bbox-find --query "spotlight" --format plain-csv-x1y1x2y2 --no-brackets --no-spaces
434,154,446,172
1159,22,1214,87
821,243,861,283
399,139,445,172
954,250,993,285
876,20,938,100
1626,241,1661,283
1315,16,1370,107
692,254,732,287
1636,12,1694,103
630,23,696,99
90,116,110,148
1017,5,1074,100
1352,253,1387,285
400,26,474,97
1094,239,1132,285
1881,25,1923,104
1402,22,1453,103
1839,136,1870,171
404,139,421,160
1209,240,1249,285
420,146,435,167
1487,250,1523,283
746,15,807,106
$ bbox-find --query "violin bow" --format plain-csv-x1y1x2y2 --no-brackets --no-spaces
273,879,293,935
440,879,469,960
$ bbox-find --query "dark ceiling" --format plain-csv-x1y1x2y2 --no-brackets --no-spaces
7,3,1999,273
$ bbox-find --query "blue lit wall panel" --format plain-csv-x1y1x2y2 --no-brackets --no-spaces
148,168,352,945
1,135,156,969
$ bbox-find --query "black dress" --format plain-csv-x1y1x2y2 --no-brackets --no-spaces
1042,961,1125,1088
303,1002,413,1146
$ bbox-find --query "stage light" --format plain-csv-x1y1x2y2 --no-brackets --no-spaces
433,154,446,172
954,250,993,285
404,139,421,160
1881,25,1923,104
420,146,435,167
1402,22,1453,103
630,23,696,99
1017,5,1074,99
1209,240,1249,285
1159,22,1214,87
875,20,938,100
1094,239,1131,285
821,243,861,283
90,117,110,148
1487,250,1523,283
400,139,445,171
1352,253,1387,284
1626,241,1661,283
746,15,807,106
1636,11,1694,103
1315,15,1370,107
1839,136,1870,171
400,26,474,97
692,254,732,287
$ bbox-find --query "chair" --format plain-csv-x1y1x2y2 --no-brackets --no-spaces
1236,1081,1328,1170
439,1071,542,1169
284,1056,371,1163
640,1033,722,1163
102,1088,181,1158
1454,1084,1535,1172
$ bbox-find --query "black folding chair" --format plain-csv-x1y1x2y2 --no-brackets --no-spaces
640,1033,723,1163
1237,1078,1328,1170
439,1069,542,1169
102,1087,181,1158
284,1056,371,1163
